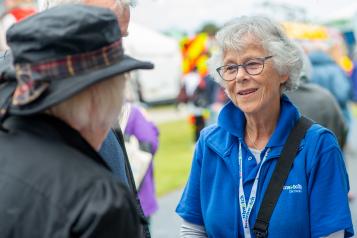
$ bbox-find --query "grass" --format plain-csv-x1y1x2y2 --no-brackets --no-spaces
351,103,357,118
154,119,194,197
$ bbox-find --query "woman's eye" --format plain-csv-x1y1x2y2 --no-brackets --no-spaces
245,61,261,69
225,65,237,73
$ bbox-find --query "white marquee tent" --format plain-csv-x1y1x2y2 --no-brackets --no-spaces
123,23,182,103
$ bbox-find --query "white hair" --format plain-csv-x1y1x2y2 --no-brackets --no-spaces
39,0,136,11
208,15,303,92
47,74,128,143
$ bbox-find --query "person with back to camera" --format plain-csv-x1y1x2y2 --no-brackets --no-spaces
0,4,153,237
176,16,354,238
40,0,153,236
42,0,140,191
1,1,152,236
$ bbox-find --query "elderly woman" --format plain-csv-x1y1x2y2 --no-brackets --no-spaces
0,4,153,238
176,16,353,238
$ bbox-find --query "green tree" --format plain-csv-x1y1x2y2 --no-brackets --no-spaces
197,22,219,36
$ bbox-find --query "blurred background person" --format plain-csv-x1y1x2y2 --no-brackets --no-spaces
120,99,160,227
286,48,348,149
308,48,353,129
286,47,355,201
41,0,132,37
192,73,221,126
178,66,207,141
181,66,201,103
0,5,153,237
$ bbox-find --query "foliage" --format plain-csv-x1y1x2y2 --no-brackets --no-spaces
197,22,219,36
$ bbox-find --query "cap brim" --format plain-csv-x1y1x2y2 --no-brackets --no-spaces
7,55,154,115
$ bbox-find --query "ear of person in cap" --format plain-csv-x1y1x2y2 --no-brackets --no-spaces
0,4,153,126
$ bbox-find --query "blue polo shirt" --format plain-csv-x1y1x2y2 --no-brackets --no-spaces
176,95,354,238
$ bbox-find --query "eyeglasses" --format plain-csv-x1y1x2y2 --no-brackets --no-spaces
216,56,273,81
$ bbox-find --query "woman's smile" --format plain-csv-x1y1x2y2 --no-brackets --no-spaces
237,88,259,97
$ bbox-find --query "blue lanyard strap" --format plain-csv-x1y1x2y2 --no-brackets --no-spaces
238,142,270,238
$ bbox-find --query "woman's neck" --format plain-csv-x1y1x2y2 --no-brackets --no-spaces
244,104,280,150
60,117,110,151
78,127,109,151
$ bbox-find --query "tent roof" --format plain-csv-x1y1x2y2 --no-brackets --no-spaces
123,22,180,56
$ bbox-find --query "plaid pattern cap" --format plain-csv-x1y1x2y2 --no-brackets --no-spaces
12,40,123,106
1,4,153,116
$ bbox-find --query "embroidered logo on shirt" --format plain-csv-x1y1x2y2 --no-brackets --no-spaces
283,184,303,193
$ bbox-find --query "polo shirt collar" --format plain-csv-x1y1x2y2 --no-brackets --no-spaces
215,95,301,156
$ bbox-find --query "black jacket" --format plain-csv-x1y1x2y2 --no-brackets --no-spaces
0,114,142,238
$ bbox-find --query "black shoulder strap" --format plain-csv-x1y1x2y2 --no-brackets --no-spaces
253,116,313,238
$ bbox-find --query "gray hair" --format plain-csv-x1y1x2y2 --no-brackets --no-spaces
40,0,136,11
208,16,303,91
47,74,128,141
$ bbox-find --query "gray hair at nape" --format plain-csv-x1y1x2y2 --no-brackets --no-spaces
46,74,129,142
39,0,136,11
208,15,303,92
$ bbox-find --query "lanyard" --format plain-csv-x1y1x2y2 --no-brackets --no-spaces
238,142,270,238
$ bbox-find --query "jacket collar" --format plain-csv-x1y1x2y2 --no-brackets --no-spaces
212,95,301,158
5,114,110,170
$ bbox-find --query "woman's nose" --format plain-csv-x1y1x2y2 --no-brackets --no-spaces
235,66,248,83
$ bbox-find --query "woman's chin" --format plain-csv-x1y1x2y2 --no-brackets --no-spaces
236,102,261,115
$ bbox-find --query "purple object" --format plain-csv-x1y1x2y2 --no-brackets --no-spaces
125,104,159,217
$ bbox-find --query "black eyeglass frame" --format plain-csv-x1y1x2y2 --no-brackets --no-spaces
216,55,273,81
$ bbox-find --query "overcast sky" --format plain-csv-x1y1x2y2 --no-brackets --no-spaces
131,0,357,34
